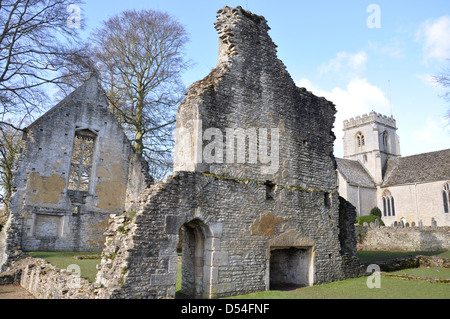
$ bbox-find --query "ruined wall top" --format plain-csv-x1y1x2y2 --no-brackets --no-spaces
184,6,278,99
214,6,270,65
174,6,337,190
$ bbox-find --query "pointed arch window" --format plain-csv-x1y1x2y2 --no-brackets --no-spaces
382,130,390,152
443,183,450,214
382,190,395,217
356,132,365,150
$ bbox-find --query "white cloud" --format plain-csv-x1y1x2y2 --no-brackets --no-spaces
297,77,390,157
410,117,450,154
318,51,368,78
300,50,392,157
416,15,450,61
368,39,405,59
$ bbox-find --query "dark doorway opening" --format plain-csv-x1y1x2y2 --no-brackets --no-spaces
177,219,206,299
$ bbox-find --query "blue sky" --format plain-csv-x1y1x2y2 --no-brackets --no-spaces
77,0,450,157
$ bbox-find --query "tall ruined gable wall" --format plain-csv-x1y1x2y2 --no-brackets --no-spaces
175,6,337,190
2,77,151,255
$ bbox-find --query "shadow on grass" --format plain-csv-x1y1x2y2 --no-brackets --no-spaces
356,250,448,264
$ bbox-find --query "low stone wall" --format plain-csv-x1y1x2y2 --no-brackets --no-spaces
357,226,450,251
0,256,96,299
375,255,450,272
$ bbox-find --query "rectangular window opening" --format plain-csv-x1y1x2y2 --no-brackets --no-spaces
324,192,331,208
68,130,96,194
265,181,275,200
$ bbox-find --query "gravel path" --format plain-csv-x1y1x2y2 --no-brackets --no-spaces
0,285,35,299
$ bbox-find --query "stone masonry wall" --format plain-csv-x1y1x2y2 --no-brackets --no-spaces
1,6,360,299
95,171,355,299
357,226,450,251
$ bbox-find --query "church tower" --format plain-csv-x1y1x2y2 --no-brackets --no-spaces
342,112,400,185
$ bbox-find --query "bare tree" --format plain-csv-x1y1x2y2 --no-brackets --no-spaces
0,121,23,209
0,0,85,120
0,0,85,207
434,64,450,119
89,9,191,180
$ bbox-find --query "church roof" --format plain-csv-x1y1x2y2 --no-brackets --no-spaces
335,158,376,188
382,149,450,187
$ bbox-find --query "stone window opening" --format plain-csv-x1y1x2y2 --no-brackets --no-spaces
443,183,450,213
73,205,81,215
265,181,275,200
382,130,390,152
68,129,97,196
382,190,395,217
324,192,331,208
356,132,365,151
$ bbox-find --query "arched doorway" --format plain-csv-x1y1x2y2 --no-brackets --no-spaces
178,219,209,299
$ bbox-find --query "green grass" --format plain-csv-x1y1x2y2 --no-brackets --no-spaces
225,275,449,299
226,250,450,299
176,262,182,294
26,251,101,283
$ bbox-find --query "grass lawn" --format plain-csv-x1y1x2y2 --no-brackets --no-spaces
225,275,449,299
26,251,101,283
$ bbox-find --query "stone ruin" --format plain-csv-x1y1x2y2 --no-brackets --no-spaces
0,6,360,299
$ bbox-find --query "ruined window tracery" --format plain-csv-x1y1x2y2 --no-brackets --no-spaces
68,130,96,193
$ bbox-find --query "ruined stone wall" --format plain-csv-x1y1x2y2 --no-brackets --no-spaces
95,171,354,299
2,6,360,298
1,77,151,261
3,256,96,299
93,6,357,300
174,6,337,190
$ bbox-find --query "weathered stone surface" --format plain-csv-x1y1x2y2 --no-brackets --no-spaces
94,169,355,298
16,257,96,299
173,6,337,191
357,226,450,251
